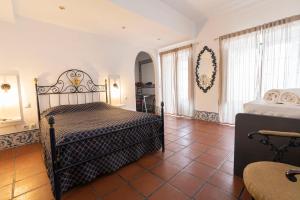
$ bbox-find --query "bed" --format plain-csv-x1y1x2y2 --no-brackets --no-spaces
244,100,300,119
234,100,300,177
35,69,165,200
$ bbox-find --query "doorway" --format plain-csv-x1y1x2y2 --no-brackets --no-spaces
134,52,155,113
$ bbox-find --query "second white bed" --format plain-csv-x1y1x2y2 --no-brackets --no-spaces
244,100,300,119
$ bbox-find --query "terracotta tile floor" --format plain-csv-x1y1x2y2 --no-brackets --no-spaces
0,115,252,200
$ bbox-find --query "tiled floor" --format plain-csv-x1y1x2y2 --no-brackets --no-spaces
0,115,251,200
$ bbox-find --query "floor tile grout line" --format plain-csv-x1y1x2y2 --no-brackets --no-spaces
13,170,46,183
119,155,189,199
139,123,234,198
162,137,241,199
135,152,240,198
11,150,16,200
167,130,234,154
137,148,213,199
4,119,236,200
118,174,149,199
12,183,49,199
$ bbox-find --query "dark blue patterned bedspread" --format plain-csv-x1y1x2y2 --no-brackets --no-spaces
40,103,162,193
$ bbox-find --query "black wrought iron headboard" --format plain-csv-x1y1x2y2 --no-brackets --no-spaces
34,69,108,120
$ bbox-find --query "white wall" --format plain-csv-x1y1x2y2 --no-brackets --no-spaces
0,18,146,134
2,1,298,135
193,0,300,113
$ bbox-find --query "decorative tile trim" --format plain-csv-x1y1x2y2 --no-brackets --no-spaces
194,110,220,123
0,129,40,150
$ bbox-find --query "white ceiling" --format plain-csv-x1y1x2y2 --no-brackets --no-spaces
1,0,198,49
0,0,293,49
161,0,274,27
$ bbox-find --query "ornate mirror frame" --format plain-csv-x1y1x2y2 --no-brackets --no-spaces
195,46,217,93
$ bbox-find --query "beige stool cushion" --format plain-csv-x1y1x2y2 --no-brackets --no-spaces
244,161,300,200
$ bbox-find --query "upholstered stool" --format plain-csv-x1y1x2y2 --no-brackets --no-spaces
243,161,300,200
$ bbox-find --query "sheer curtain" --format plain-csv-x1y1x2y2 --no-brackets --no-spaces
160,47,193,117
161,52,177,114
177,48,194,116
261,20,300,94
220,19,300,124
220,31,261,123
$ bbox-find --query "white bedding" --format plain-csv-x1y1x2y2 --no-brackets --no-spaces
243,100,300,119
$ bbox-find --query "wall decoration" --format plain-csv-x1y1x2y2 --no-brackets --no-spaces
0,129,40,150
195,46,217,93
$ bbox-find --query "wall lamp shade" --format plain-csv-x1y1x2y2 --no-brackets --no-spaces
0,74,23,125
108,75,121,105
113,82,119,89
1,83,11,92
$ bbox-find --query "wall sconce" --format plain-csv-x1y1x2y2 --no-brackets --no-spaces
113,82,119,89
108,75,121,106
1,83,11,92
0,73,23,125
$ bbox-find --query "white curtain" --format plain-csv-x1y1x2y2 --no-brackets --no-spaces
261,20,300,94
177,48,194,116
220,31,261,124
220,19,300,124
161,52,177,114
161,47,193,117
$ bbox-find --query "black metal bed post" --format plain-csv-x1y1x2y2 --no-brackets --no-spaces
48,116,61,200
160,101,165,152
105,79,108,103
34,78,41,122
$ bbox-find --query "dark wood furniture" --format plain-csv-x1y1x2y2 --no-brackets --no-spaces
234,113,300,177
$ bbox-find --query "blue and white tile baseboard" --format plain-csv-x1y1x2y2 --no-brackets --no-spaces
156,106,219,123
0,110,218,150
0,129,40,150
194,110,220,123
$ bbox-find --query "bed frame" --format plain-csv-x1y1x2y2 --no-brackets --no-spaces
234,113,300,177
34,69,165,200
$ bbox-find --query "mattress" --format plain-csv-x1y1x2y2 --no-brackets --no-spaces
243,100,300,119
40,102,162,193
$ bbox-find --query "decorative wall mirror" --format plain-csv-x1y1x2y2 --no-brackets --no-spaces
195,46,217,93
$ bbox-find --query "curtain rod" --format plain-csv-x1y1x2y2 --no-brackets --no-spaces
159,44,193,56
216,14,300,41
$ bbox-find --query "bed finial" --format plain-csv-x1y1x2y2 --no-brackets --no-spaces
34,78,41,122
105,79,108,103
160,101,164,118
160,101,165,152
48,116,55,127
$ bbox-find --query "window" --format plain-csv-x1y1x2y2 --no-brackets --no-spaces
160,46,193,117
0,73,23,126
260,21,300,93
220,19,300,124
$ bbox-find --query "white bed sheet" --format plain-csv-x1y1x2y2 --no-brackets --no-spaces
243,100,300,119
